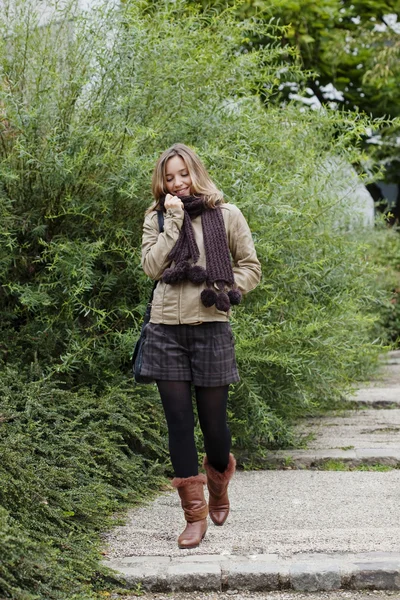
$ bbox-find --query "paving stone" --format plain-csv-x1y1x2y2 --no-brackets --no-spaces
348,563,400,590
350,388,400,408
277,449,400,467
355,449,400,463
289,561,342,592
107,556,171,566
222,560,284,591
298,410,400,452
104,553,400,592
104,556,171,592
166,562,221,591
105,562,169,592
267,449,359,468
355,552,400,561
364,363,400,388
174,554,230,564
266,448,359,468
381,351,400,366
249,554,284,562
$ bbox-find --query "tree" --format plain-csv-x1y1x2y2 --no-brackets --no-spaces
192,0,400,220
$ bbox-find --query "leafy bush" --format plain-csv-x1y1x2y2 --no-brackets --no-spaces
0,370,167,599
0,0,389,598
0,0,300,387
367,226,400,347
217,109,385,455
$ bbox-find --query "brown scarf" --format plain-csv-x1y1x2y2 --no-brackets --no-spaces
160,196,242,312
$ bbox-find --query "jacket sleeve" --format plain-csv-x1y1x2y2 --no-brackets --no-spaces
141,207,184,280
229,207,261,294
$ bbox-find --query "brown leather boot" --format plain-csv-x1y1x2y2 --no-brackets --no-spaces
172,474,208,549
203,454,236,526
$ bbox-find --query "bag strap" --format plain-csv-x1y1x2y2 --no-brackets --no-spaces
152,210,164,292
157,209,164,234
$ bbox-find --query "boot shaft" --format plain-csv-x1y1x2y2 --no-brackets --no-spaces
172,473,208,522
203,453,236,527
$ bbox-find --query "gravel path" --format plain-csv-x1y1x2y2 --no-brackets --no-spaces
103,470,400,558
104,352,400,593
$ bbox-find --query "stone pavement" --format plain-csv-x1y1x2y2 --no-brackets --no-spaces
124,592,400,600
103,351,400,593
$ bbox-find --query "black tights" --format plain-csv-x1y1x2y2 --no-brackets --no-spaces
157,380,231,478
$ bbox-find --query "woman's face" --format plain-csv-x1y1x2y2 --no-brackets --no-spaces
165,155,192,197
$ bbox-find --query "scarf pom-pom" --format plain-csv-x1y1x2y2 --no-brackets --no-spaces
201,288,217,307
162,267,174,284
188,265,207,284
162,263,187,284
228,288,242,305
215,292,231,312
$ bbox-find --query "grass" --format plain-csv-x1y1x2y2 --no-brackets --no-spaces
296,432,317,448
263,456,398,471
320,459,395,472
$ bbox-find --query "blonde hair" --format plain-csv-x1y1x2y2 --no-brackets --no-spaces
146,143,224,214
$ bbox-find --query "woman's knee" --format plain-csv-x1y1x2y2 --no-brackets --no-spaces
167,408,195,435
202,421,230,444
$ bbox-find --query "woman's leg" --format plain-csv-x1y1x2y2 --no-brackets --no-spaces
194,385,231,472
195,385,236,526
157,380,198,477
157,380,208,548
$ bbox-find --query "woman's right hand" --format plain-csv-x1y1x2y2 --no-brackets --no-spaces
165,194,184,211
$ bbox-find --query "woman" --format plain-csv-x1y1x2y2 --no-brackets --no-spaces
140,143,261,549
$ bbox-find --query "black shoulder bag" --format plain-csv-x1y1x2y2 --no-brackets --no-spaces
132,210,164,383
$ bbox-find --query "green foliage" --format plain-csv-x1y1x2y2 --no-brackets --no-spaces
221,108,386,455
189,0,400,218
321,460,394,471
189,0,400,115
367,226,400,346
0,369,167,599
0,0,299,388
0,0,391,597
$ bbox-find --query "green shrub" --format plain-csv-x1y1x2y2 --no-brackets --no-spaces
367,226,400,347
0,0,300,388
0,369,167,599
218,109,385,455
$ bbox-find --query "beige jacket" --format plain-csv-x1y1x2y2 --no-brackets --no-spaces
141,203,261,324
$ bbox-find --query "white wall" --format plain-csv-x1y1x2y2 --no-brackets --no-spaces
322,156,375,229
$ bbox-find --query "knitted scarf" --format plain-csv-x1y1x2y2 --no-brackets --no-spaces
160,195,241,312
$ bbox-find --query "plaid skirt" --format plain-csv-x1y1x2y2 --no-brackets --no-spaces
139,322,240,387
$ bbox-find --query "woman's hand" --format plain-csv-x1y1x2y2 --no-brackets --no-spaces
165,194,184,211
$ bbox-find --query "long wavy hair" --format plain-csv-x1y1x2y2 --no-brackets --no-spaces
146,143,224,214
